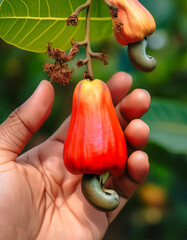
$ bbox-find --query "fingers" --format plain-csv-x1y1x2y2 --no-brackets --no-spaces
115,88,151,130
104,86,150,222
124,119,150,151
0,81,54,163
106,151,150,223
51,72,132,143
127,151,149,183
106,99,150,222
120,89,150,121
106,72,132,106
105,89,150,222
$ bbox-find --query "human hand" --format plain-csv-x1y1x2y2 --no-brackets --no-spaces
0,72,150,240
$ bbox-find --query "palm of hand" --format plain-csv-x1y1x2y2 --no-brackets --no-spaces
1,139,108,240
0,73,150,240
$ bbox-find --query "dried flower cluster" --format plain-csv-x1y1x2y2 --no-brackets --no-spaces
66,15,79,26
43,43,79,85
98,49,108,65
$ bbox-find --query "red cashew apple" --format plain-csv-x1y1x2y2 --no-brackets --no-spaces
108,0,156,45
63,79,127,175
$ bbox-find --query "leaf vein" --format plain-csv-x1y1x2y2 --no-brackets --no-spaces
0,16,111,21
9,19,28,42
24,20,58,48
38,0,40,17
20,0,29,16
5,0,15,16
68,0,73,13
2,19,18,38
17,20,41,45
50,23,67,43
45,0,50,17
63,20,83,49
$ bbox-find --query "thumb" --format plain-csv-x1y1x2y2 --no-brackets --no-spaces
0,80,54,164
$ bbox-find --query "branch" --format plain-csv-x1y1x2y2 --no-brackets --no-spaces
67,0,108,80
89,50,108,65
104,0,123,34
67,0,91,26
104,0,118,17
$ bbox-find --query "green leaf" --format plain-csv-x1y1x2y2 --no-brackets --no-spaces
0,0,112,52
142,98,187,154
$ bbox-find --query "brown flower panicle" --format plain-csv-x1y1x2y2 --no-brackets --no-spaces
44,63,74,86
44,43,79,85
66,15,79,26
76,59,85,68
99,50,108,65
68,43,80,61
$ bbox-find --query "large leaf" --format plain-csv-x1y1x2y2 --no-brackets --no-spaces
0,0,112,52
142,98,187,154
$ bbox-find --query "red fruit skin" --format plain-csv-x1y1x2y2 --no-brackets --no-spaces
109,0,156,45
63,79,127,175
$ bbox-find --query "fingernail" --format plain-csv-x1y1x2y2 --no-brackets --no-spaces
143,89,151,102
30,81,46,100
34,80,44,92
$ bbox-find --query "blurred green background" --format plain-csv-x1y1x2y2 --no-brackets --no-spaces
0,0,187,239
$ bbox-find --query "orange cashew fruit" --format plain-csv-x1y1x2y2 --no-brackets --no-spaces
109,0,156,45
107,0,157,72
63,79,127,211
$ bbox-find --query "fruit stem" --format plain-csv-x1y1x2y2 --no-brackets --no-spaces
67,0,108,80
85,3,95,80
104,0,118,17
70,0,94,80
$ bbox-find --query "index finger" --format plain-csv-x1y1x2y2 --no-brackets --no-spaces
106,72,132,106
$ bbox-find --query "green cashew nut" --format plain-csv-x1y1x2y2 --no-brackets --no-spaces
81,173,119,212
128,38,157,72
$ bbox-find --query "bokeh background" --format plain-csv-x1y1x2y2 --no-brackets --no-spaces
0,0,187,239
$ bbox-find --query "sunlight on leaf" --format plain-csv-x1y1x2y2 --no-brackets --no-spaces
0,0,112,52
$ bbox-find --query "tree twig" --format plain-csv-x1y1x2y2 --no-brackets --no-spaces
67,0,91,26
104,0,118,17
67,0,108,80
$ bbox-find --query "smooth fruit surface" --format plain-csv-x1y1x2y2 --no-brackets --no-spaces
63,79,127,175
109,0,156,45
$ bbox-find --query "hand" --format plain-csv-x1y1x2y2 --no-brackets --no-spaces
0,72,150,240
